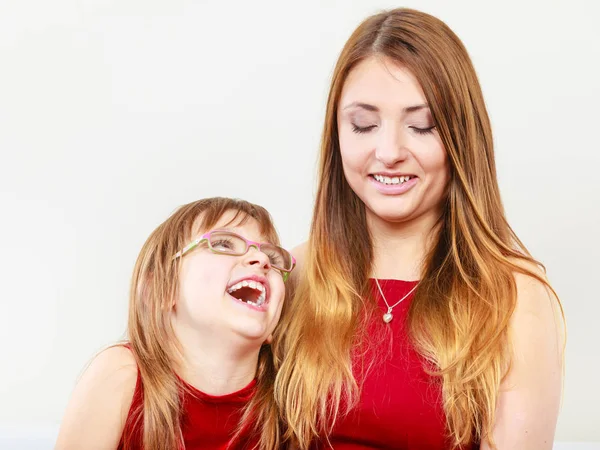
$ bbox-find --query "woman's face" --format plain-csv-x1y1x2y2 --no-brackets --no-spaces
337,56,449,228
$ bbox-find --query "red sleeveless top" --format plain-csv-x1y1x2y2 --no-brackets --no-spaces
118,354,256,450
322,279,478,450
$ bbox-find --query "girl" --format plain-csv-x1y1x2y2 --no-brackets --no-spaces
275,8,565,450
56,197,295,450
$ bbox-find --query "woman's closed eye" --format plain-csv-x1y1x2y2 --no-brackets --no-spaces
352,123,378,134
409,125,436,135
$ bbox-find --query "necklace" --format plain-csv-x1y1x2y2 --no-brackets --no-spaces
374,278,419,323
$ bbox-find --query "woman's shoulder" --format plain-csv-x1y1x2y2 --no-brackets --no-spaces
290,241,308,286
291,241,308,265
504,257,565,380
55,344,138,449
479,259,566,447
509,258,562,319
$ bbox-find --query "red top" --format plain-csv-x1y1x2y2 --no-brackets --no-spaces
322,279,478,450
118,353,256,450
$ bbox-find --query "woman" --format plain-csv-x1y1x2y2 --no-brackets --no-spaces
274,8,565,450
56,197,295,450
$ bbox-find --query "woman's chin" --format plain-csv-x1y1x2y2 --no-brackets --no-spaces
365,202,418,224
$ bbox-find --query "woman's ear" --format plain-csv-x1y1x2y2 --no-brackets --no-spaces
264,334,273,344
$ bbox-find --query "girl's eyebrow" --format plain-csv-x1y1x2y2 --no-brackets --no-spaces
211,228,274,244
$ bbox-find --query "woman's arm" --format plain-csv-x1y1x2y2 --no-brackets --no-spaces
482,265,565,450
55,345,138,450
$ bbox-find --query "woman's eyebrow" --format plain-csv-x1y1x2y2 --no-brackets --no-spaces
342,102,379,112
403,103,429,113
342,102,429,113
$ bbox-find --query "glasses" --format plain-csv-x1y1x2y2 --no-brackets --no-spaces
172,230,296,282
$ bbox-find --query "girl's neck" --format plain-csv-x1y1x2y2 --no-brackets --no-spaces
171,322,260,396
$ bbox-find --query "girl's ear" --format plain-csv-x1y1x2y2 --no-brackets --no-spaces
169,288,177,309
264,334,273,344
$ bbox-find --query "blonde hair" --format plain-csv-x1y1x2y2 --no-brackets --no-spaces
274,8,563,449
121,197,284,450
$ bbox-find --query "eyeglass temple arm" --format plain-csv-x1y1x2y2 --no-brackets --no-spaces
172,238,203,260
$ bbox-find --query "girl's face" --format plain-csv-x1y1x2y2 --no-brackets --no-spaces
173,210,286,345
337,56,450,229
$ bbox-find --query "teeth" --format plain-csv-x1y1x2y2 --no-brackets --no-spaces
374,174,412,185
227,280,267,307
249,290,266,307
241,292,266,307
227,280,266,292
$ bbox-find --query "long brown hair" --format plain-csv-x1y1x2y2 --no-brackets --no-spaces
122,197,284,450
274,8,562,449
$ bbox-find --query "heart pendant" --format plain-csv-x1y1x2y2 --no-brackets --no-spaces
383,312,393,323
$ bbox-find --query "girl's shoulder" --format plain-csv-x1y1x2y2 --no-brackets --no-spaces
54,344,138,449
89,344,139,390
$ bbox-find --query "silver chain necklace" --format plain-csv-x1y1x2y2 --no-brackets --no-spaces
374,278,419,323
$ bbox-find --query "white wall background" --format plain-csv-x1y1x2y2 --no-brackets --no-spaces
1,0,598,446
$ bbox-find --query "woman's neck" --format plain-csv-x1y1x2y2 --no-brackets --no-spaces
368,209,440,281
171,321,260,396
